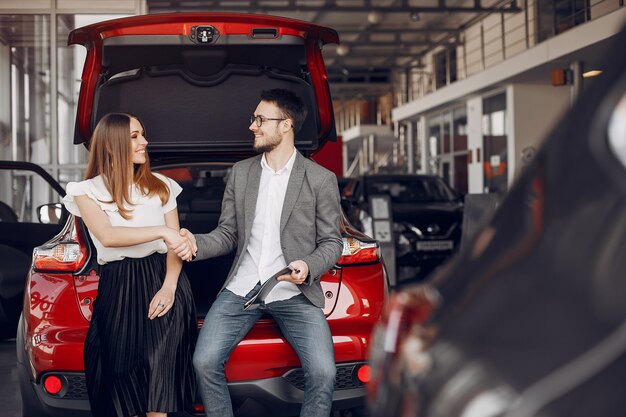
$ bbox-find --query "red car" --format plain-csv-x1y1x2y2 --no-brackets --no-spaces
16,14,387,417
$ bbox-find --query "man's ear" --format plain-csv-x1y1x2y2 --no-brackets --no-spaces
282,119,293,133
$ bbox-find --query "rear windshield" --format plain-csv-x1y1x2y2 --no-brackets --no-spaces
365,177,458,203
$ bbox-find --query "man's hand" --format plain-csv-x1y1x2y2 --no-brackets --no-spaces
175,228,197,261
277,260,309,285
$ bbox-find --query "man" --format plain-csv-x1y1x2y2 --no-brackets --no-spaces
180,89,343,417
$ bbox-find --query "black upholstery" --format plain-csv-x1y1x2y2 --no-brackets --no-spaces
93,65,319,148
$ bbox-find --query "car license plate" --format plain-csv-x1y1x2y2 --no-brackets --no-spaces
416,241,454,251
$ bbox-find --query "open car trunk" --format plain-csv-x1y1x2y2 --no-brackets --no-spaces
69,13,339,157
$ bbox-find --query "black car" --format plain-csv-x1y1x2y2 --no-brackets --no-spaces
0,161,67,340
342,174,463,284
367,25,626,417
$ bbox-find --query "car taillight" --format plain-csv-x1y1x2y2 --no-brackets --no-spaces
356,364,371,383
33,217,89,272
188,404,205,416
42,375,63,395
336,237,380,266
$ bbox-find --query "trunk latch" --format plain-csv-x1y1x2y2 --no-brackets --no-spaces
191,25,219,44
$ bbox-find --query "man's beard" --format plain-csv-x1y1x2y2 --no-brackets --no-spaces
253,132,282,153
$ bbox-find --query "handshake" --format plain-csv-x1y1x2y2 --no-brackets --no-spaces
160,227,310,284
162,227,197,262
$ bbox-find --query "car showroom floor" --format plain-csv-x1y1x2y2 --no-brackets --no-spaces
0,340,21,417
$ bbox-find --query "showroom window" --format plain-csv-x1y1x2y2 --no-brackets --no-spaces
56,14,131,187
0,15,51,164
0,0,138,214
426,105,468,194
482,92,508,195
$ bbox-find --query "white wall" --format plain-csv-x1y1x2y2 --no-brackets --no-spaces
510,82,571,178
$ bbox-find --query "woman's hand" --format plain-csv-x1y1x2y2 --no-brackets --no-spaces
148,284,175,319
162,227,193,261
177,228,197,260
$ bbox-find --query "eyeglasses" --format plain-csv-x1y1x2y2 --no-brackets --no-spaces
250,114,287,127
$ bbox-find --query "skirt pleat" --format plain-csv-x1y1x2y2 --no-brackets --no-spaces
84,253,197,417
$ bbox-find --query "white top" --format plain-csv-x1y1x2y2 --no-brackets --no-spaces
227,148,300,303
62,173,182,265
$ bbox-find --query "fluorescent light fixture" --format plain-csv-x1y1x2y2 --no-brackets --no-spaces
583,70,603,78
336,44,350,56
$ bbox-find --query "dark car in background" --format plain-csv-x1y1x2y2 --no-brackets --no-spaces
342,174,463,284
367,25,626,417
0,161,67,340
16,13,386,417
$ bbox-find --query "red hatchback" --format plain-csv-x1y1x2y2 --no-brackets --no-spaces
16,14,387,417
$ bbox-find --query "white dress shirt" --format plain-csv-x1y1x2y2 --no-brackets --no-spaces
226,148,301,303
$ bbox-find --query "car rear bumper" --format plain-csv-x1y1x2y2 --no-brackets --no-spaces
17,365,366,417
17,362,91,417
229,375,366,417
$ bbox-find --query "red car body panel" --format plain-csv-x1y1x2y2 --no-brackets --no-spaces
25,256,385,382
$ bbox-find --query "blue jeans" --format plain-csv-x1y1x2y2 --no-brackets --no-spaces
193,285,336,417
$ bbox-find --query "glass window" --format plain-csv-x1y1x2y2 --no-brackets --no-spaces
442,111,452,154
58,168,85,190
57,14,130,166
434,49,447,89
0,168,59,224
427,115,441,175
0,15,51,163
453,107,468,152
365,177,457,203
434,48,458,89
537,0,590,42
482,93,508,195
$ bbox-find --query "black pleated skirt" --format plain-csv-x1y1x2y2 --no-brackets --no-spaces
84,253,197,417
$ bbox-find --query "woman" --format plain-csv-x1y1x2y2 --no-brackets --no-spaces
62,113,197,417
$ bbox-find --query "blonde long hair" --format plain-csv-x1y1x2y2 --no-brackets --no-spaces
84,113,168,219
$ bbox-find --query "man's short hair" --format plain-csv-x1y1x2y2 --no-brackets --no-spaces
260,89,308,133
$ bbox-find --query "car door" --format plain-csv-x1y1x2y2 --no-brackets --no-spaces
0,160,67,339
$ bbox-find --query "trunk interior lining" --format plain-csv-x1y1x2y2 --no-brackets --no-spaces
93,65,320,149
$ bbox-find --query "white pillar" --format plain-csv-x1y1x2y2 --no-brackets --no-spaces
467,97,484,193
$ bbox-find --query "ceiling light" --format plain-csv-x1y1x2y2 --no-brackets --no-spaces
409,11,421,22
582,69,603,78
368,11,383,25
336,44,350,56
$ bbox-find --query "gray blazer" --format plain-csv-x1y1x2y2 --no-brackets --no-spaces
194,151,343,308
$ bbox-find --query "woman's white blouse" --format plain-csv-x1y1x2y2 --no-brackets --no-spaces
62,173,182,265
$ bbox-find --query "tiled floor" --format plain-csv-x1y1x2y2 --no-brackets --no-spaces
0,340,21,417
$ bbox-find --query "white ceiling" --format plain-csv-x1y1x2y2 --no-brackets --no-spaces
147,0,522,84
